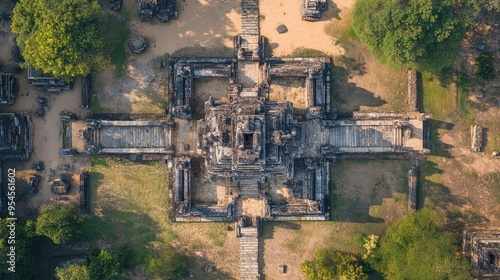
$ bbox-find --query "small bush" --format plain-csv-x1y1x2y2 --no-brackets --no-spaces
474,52,495,80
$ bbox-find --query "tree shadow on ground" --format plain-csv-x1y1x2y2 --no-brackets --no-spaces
329,160,408,223
316,0,341,21
329,185,386,224
82,171,162,262
418,159,489,237
336,55,367,76
261,222,301,240
332,65,386,110
428,120,454,158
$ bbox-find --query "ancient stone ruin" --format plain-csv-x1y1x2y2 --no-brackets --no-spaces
471,124,484,152
60,1,430,278
408,164,418,213
81,75,92,109
408,70,419,112
464,230,500,278
301,0,328,21
138,0,177,22
0,72,16,105
27,68,72,92
0,112,33,160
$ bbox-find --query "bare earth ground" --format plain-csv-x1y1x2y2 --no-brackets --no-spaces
0,17,90,217
419,8,500,237
95,0,241,113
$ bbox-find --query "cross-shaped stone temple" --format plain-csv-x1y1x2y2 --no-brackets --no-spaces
66,0,430,278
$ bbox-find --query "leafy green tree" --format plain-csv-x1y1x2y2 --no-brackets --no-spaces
300,249,367,280
143,246,188,280
88,250,122,280
35,203,84,244
56,264,90,280
487,0,500,10
352,0,479,71
0,219,40,280
11,0,109,79
372,208,471,280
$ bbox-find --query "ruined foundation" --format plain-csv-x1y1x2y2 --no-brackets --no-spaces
464,230,500,278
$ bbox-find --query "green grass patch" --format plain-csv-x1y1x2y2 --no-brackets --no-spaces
83,156,170,261
103,16,129,77
284,48,329,58
62,121,69,148
489,172,500,202
90,85,105,113
422,72,456,121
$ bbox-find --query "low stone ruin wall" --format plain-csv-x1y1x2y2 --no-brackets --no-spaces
471,125,483,152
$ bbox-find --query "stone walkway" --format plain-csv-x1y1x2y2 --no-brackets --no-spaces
239,226,260,280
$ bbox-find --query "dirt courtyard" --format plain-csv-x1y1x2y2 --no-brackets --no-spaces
1,12,90,216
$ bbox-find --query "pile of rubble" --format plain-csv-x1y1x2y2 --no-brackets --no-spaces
138,0,177,22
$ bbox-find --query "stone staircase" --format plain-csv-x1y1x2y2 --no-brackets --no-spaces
240,180,260,198
240,0,260,60
239,226,260,280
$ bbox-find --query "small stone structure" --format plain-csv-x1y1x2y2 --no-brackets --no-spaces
471,125,483,152
408,70,419,112
128,35,148,54
408,164,418,213
0,73,15,105
463,230,500,278
301,0,327,21
27,68,72,92
81,75,92,109
168,58,237,119
0,112,33,160
79,171,89,213
138,0,177,22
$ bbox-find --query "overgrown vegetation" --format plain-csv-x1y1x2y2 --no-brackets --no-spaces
11,0,109,79
104,15,129,77
56,263,90,280
36,202,84,244
474,52,495,80
352,0,480,72
0,219,40,280
55,249,125,280
369,209,471,279
143,244,189,280
301,249,367,280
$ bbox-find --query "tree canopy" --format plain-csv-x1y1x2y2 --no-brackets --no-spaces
352,0,479,71
11,0,109,79
35,203,84,244
56,264,90,280
372,208,471,279
0,218,40,280
88,250,122,280
301,249,367,280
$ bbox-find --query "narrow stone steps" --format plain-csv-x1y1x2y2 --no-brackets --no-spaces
240,226,260,280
